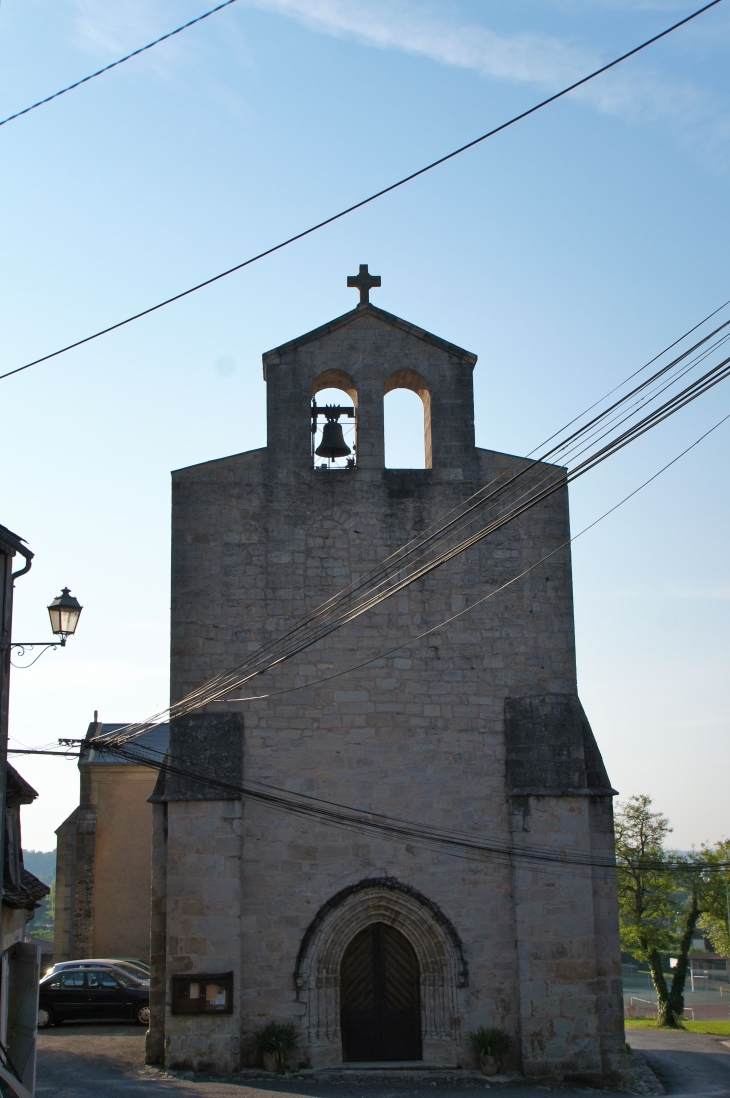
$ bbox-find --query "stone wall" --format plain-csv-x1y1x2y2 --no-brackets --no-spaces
156,304,625,1079
53,806,96,963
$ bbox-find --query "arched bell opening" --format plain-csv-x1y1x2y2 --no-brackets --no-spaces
312,371,358,471
340,922,422,1063
383,370,432,469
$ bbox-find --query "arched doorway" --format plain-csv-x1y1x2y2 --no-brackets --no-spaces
340,922,422,1062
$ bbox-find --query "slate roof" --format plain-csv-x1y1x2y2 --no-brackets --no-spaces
81,723,169,767
5,764,40,807
3,869,50,911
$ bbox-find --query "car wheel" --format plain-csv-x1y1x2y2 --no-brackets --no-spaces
37,1006,54,1029
135,1003,150,1027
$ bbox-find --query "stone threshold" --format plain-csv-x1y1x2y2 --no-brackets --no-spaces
320,1062,463,1071
299,1064,513,1081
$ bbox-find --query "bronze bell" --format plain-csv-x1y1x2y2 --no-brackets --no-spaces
315,420,351,459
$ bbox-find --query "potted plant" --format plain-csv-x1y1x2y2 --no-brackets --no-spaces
253,1021,300,1073
468,1026,511,1075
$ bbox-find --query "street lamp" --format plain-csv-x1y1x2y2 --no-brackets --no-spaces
6,588,83,664
46,588,83,645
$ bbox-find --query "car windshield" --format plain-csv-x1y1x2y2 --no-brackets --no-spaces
87,970,126,988
111,962,149,981
46,963,144,987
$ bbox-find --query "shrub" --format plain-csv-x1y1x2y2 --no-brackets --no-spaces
468,1026,511,1060
253,1021,299,1071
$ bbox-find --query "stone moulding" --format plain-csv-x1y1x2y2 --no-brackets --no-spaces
294,877,468,1067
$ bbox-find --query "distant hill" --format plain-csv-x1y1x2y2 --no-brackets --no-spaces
23,849,56,885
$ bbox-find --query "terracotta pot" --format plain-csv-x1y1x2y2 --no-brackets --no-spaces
480,1054,499,1076
262,1051,279,1073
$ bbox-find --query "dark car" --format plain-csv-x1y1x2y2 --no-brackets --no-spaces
38,967,149,1028
45,959,150,986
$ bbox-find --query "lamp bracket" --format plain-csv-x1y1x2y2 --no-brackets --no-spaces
2,639,67,652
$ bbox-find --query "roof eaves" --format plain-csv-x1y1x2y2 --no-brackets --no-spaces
2,869,51,910
262,304,477,377
0,523,30,559
5,764,39,806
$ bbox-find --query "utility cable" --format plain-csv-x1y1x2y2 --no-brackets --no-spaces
0,0,240,129
7,748,81,757
528,297,730,457
221,406,730,705
124,338,730,721
94,740,730,875
54,409,730,872
51,350,730,867
96,337,730,746
0,0,723,383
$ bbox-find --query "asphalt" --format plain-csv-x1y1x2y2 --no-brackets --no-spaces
33,1022,730,1098
627,1029,730,1097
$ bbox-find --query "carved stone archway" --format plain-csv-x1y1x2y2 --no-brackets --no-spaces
295,878,467,1067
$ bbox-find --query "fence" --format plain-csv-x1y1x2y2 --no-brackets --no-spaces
624,996,730,1021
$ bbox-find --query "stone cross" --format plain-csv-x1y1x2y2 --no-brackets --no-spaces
347,264,381,306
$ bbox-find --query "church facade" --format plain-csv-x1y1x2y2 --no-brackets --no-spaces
146,274,626,1081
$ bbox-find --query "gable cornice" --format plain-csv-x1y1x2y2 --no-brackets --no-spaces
262,303,477,378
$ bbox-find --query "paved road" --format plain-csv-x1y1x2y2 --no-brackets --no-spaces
628,1029,730,1097
34,1021,728,1098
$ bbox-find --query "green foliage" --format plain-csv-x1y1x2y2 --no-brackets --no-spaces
468,1026,511,1058
615,795,675,961
615,795,714,1028
29,880,55,941
253,1021,299,1070
22,849,56,885
696,840,730,956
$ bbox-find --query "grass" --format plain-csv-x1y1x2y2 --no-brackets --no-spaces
625,1019,730,1036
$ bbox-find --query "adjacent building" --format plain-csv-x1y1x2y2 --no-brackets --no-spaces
54,719,168,965
0,523,49,1097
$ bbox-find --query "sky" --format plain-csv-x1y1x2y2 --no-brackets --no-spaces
1,0,728,852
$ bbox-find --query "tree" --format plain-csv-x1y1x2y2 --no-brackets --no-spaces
698,840,730,957
615,795,707,1028
30,880,55,942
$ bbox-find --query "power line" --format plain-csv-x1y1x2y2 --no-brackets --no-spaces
1,0,723,384
96,321,730,748
42,409,730,872
43,400,724,730
0,0,241,130
221,406,730,706
7,749,80,757
529,298,730,457
89,740,730,875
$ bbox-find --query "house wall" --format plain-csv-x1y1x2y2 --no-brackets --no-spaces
91,765,157,963
54,763,156,963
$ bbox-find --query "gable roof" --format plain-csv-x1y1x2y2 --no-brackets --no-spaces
262,303,477,376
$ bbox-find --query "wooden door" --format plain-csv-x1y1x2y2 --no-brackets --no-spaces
340,922,422,1062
